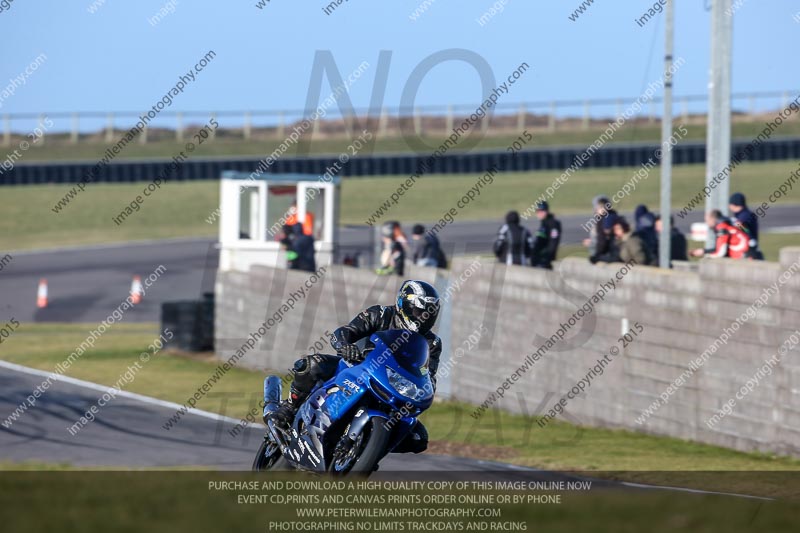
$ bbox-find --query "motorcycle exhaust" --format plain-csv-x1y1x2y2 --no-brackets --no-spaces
262,376,283,420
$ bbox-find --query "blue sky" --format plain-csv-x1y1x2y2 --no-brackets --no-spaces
1,0,798,131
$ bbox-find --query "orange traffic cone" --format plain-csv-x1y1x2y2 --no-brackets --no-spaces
130,276,143,304
37,279,48,308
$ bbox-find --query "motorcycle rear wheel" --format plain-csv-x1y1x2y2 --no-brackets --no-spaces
330,418,389,475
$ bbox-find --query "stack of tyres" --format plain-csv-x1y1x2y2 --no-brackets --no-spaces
195,292,215,351
161,300,213,352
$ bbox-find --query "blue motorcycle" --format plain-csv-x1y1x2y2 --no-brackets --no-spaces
252,330,434,474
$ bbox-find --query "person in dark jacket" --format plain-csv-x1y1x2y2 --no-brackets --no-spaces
281,223,316,272
634,204,658,262
585,196,617,263
411,224,447,268
531,201,561,269
494,210,534,265
268,280,442,454
654,214,688,265
729,192,763,260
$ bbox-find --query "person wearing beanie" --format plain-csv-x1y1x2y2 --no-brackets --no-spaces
531,201,561,269
728,192,763,259
494,210,534,265
633,204,658,261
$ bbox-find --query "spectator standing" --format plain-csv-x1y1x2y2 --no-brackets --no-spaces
411,224,447,268
282,223,316,272
285,201,315,237
729,192,763,260
531,201,561,269
654,214,688,265
494,210,533,265
584,196,618,263
376,222,406,275
634,204,658,261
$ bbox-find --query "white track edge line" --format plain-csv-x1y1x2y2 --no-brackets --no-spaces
0,359,257,429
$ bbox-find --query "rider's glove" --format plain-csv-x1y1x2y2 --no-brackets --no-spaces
338,343,363,364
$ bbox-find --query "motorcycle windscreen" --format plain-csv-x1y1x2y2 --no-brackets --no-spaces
370,330,429,377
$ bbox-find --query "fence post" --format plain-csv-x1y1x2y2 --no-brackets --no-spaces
244,111,251,140
413,108,422,137
210,112,217,141
344,112,354,137
37,114,46,145
176,112,184,142
140,122,148,144
681,97,689,124
517,103,525,131
445,104,453,134
2,114,9,147
379,108,388,137
70,113,79,144
277,111,285,139
582,100,590,130
548,101,556,132
105,113,114,143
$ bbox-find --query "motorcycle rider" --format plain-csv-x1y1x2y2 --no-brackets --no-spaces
267,280,442,454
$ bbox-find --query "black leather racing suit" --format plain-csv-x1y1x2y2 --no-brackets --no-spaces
288,305,442,453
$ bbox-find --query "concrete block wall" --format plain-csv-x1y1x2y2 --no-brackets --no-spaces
446,251,800,458
216,248,800,457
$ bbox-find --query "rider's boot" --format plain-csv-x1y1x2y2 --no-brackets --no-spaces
266,389,306,430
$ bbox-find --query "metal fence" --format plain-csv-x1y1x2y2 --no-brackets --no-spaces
2,90,797,146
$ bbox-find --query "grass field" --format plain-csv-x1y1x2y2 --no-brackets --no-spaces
2,160,799,252
2,323,798,499
5,119,800,162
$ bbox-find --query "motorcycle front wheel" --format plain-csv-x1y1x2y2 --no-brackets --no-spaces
330,418,389,475
252,437,289,472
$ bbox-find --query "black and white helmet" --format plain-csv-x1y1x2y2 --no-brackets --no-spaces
396,280,440,334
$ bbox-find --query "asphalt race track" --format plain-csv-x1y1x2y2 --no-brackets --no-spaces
1,208,798,324
0,362,566,475
0,362,777,504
